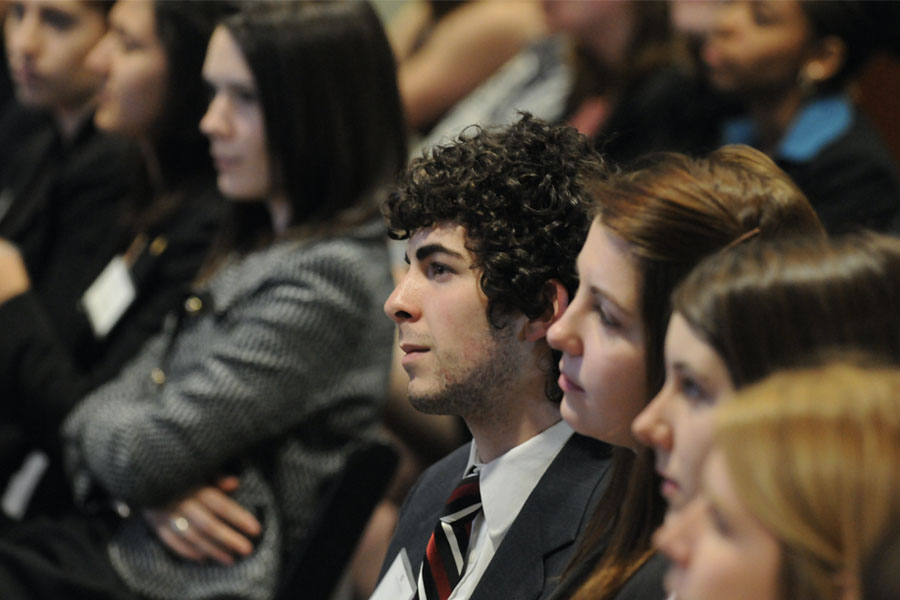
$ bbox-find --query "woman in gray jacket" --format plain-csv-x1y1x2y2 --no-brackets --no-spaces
0,2,406,599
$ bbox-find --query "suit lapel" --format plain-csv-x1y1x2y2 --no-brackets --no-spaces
471,434,612,600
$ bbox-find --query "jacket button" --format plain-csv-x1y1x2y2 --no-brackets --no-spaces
150,368,166,385
149,236,168,256
184,296,203,314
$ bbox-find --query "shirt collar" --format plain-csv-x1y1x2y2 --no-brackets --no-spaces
721,94,853,162
465,420,574,542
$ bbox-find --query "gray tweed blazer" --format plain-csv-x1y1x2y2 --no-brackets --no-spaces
62,218,394,600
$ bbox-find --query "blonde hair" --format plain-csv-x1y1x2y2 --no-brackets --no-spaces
715,363,900,600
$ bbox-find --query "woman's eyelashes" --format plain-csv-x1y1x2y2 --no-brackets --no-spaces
232,85,259,105
673,369,712,405
42,8,77,31
591,294,621,329
202,81,259,107
707,501,733,538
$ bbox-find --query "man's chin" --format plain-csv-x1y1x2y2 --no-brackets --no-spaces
408,391,450,416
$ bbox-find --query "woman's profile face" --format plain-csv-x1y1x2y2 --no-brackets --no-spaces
632,313,735,511
87,0,167,138
4,0,106,111
655,449,781,600
199,25,270,201
702,0,813,97
547,220,647,450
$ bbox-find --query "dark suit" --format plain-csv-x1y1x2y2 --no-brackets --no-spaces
0,110,222,521
379,433,612,600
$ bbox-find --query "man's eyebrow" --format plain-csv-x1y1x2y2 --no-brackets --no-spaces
414,243,465,262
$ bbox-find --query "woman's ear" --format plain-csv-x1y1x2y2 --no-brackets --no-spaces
802,35,846,86
523,280,569,342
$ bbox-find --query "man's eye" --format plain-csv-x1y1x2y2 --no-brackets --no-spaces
427,263,452,278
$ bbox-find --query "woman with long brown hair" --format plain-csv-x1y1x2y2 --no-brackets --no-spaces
546,144,824,599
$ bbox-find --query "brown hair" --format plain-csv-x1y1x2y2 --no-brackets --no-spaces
716,363,900,600
673,231,900,389
568,144,825,600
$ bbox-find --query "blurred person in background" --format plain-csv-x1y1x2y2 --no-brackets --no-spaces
0,0,229,523
703,0,900,233
388,0,545,137
421,0,729,168
0,1,405,598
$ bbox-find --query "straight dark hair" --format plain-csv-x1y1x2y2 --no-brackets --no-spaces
128,0,235,233
151,0,233,190
218,0,407,254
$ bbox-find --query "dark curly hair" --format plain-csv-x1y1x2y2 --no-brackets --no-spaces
385,113,603,326
384,114,604,401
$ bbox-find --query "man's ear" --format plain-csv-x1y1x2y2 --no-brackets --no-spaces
523,280,569,342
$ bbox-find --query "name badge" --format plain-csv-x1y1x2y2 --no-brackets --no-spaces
82,255,136,339
1,451,49,520
370,548,416,600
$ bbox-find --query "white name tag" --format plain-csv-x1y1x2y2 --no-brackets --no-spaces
82,255,136,339
1,451,49,520
370,548,415,600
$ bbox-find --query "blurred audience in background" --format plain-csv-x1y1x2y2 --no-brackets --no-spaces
0,1,405,598
0,0,230,522
387,0,545,137
418,0,734,168
703,0,900,233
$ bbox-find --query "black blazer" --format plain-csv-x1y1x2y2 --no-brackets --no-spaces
778,111,900,235
379,433,613,600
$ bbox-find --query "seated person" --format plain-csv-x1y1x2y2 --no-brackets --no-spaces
703,0,900,233
657,362,900,600
0,2,405,598
637,231,900,597
544,145,824,600
0,0,229,521
373,114,610,600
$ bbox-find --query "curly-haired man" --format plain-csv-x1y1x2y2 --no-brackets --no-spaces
373,115,613,600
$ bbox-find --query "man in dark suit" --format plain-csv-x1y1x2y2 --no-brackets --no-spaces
374,114,613,600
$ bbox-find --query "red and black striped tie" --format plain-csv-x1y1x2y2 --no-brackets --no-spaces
415,472,482,600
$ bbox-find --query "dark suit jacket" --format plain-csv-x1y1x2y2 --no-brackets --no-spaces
379,433,613,600
0,112,222,520
779,111,900,235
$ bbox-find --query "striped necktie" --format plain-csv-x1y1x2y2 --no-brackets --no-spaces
416,471,482,600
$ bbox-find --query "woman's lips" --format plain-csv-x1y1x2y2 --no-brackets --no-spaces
661,475,681,502
558,372,584,394
11,67,40,88
212,154,240,172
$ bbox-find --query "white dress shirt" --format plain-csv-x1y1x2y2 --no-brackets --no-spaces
447,419,574,599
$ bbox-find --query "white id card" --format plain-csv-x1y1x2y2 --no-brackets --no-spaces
82,255,136,339
369,547,416,600
1,451,48,520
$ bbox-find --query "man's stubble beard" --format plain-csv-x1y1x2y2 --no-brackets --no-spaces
408,322,523,424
